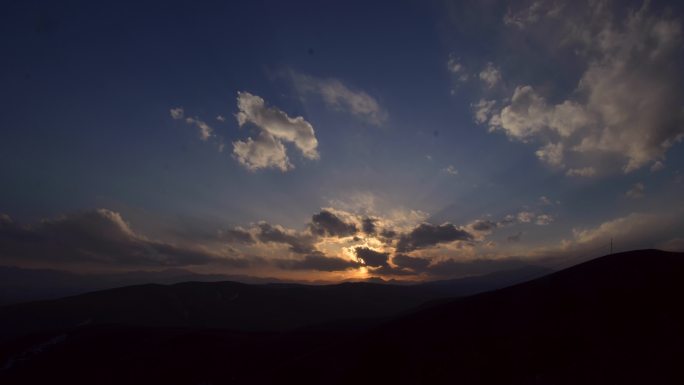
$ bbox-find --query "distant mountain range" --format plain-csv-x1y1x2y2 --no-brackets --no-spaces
0,264,550,339
1,249,682,385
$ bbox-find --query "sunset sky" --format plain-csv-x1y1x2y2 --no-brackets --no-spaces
1,0,683,281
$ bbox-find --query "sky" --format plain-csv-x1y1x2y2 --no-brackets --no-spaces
1,0,683,281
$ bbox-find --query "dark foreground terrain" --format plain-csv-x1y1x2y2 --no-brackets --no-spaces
0,250,682,384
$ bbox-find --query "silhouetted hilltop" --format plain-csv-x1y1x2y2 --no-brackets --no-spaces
288,249,684,384
0,264,549,340
1,250,681,385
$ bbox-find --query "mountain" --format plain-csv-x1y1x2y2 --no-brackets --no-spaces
2,250,681,384
0,264,550,341
0,266,293,306
284,249,684,385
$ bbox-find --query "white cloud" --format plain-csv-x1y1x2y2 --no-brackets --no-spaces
232,92,319,172
480,2,684,175
170,107,184,120
233,131,292,172
479,62,502,88
625,182,645,199
472,99,496,124
185,117,213,141
216,115,226,122
292,73,387,126
535,142,564,167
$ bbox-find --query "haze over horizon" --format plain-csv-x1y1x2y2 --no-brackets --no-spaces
1,0,684,282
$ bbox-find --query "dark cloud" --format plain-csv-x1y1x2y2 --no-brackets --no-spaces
392,254,431,272
309,210,358,237
472,220,498,231
220,228,255,244
396,223,473,252
275,255,362,272
256,222,316,254
354,247,389,267
361,217,377,235
0,210,249,268
507,232,523,242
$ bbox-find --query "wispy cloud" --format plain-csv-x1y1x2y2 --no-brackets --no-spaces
291,72,388,126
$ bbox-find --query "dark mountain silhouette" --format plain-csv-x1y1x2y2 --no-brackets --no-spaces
0,250,681,385
0,264,550,341
0,266,294,306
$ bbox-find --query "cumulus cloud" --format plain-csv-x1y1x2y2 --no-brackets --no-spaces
354,247,389,267
0,210,249,268
292,73,387,125
309,210,358,238
396,223,473,253
361,217,377,235
480,1,684,175
479,62,502,88
233,92,319,171
255,222,316,254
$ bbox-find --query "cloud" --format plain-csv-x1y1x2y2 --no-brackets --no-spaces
507,232,523,242
471,220,498,232
0,210,249,268
396,223,473,253
275,255,361,272
292,73,387,125
354,247,389,267
625,182,645,199
361,217,377,235
216,115,226,122
185,117,214,141
535,214,554,226
480,2,684,175
472,99,496,124
517,211,535,223
442,165,458,175
479,62,502,88
504,1,564,28
566,167,596,177
233,131,292,172
650,161,665,172
170,107,184,120
447,55,469,82
233,92,319,171
309,210,358,238
255,222,316,254
392,254,430,272
567,210,684,254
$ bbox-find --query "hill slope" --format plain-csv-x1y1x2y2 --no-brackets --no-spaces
1,250,681,385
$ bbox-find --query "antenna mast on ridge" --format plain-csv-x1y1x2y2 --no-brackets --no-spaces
610,238,613,255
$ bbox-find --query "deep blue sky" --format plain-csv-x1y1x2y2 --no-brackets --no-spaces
1,0,683,280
